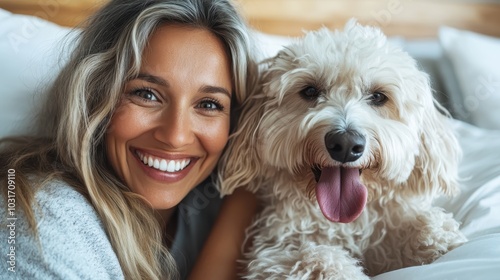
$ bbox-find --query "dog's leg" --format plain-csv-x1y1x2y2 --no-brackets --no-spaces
244,239,369,280
397,206,467,266
363,204,467,275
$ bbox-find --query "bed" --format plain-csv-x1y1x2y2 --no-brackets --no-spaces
1,0,499,279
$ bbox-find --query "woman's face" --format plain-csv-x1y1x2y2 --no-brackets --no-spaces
106,25,232,211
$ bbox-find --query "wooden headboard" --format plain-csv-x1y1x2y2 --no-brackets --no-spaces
1,0,500,38
235,0,500,38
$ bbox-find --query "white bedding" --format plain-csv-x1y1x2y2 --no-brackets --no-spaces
1,9,499,279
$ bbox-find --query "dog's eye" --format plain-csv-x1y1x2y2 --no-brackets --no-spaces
369,91,388,106
300,86,320,101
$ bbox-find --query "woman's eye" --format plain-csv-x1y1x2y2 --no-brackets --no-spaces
132,88,158,101
198,99,224,111
369,91,388,106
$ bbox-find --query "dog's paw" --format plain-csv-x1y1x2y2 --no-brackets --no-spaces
402,210,467,265
245,242,369,280
289,244,370,280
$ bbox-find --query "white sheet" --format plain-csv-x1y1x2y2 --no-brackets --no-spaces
373,120,500,280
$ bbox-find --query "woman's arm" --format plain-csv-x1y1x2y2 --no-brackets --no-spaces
189,188,258,280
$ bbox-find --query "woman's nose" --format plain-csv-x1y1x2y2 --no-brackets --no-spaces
153,107,195,149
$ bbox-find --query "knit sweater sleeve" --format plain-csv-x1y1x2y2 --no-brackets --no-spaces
0,181,124,280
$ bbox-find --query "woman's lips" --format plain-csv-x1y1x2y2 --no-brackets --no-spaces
131,148,197,183
136,150,191,172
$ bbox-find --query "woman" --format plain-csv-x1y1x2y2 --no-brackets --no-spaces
0,0,258,279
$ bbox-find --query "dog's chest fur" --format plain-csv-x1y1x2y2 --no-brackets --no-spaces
255,170,382,256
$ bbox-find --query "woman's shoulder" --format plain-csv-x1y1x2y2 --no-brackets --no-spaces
31,180,105,232
23,180,103,234
0,180,124,279
0,179,94,229
33,180,93,215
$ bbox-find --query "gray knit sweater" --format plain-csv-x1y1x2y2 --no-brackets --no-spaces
0,180,221,280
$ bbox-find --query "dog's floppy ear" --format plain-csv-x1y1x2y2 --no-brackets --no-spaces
406,73,461,197
217,90,266,196
217,48,296,196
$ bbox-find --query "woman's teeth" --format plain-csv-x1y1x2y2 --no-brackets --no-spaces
136,151,190,172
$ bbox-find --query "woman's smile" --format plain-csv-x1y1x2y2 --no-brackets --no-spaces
132,147,197,183
136,150,191,173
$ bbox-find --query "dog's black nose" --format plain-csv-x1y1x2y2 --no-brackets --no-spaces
325,130,366,163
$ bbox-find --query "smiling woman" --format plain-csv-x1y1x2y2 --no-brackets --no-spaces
106,25,233,226
0,0,258,279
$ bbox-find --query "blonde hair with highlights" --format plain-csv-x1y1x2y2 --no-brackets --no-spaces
0,0,257,279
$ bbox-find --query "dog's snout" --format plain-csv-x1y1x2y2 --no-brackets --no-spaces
325,130,366,163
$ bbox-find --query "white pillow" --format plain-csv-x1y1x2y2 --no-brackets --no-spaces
251,30,296,61
439,26,500,130
0,9,77,138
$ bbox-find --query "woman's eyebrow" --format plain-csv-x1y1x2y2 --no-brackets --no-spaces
136,73,169,87
200,85,231,98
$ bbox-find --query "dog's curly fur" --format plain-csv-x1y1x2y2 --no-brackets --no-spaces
218,20,467,279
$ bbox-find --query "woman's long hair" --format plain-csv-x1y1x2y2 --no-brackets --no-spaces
0,0,257,279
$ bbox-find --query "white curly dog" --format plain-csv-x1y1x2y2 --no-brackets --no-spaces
218,20,467,279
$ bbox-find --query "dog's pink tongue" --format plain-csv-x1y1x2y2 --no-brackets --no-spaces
316,166,367,223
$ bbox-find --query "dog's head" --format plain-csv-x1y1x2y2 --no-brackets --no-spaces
218,20,460,223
